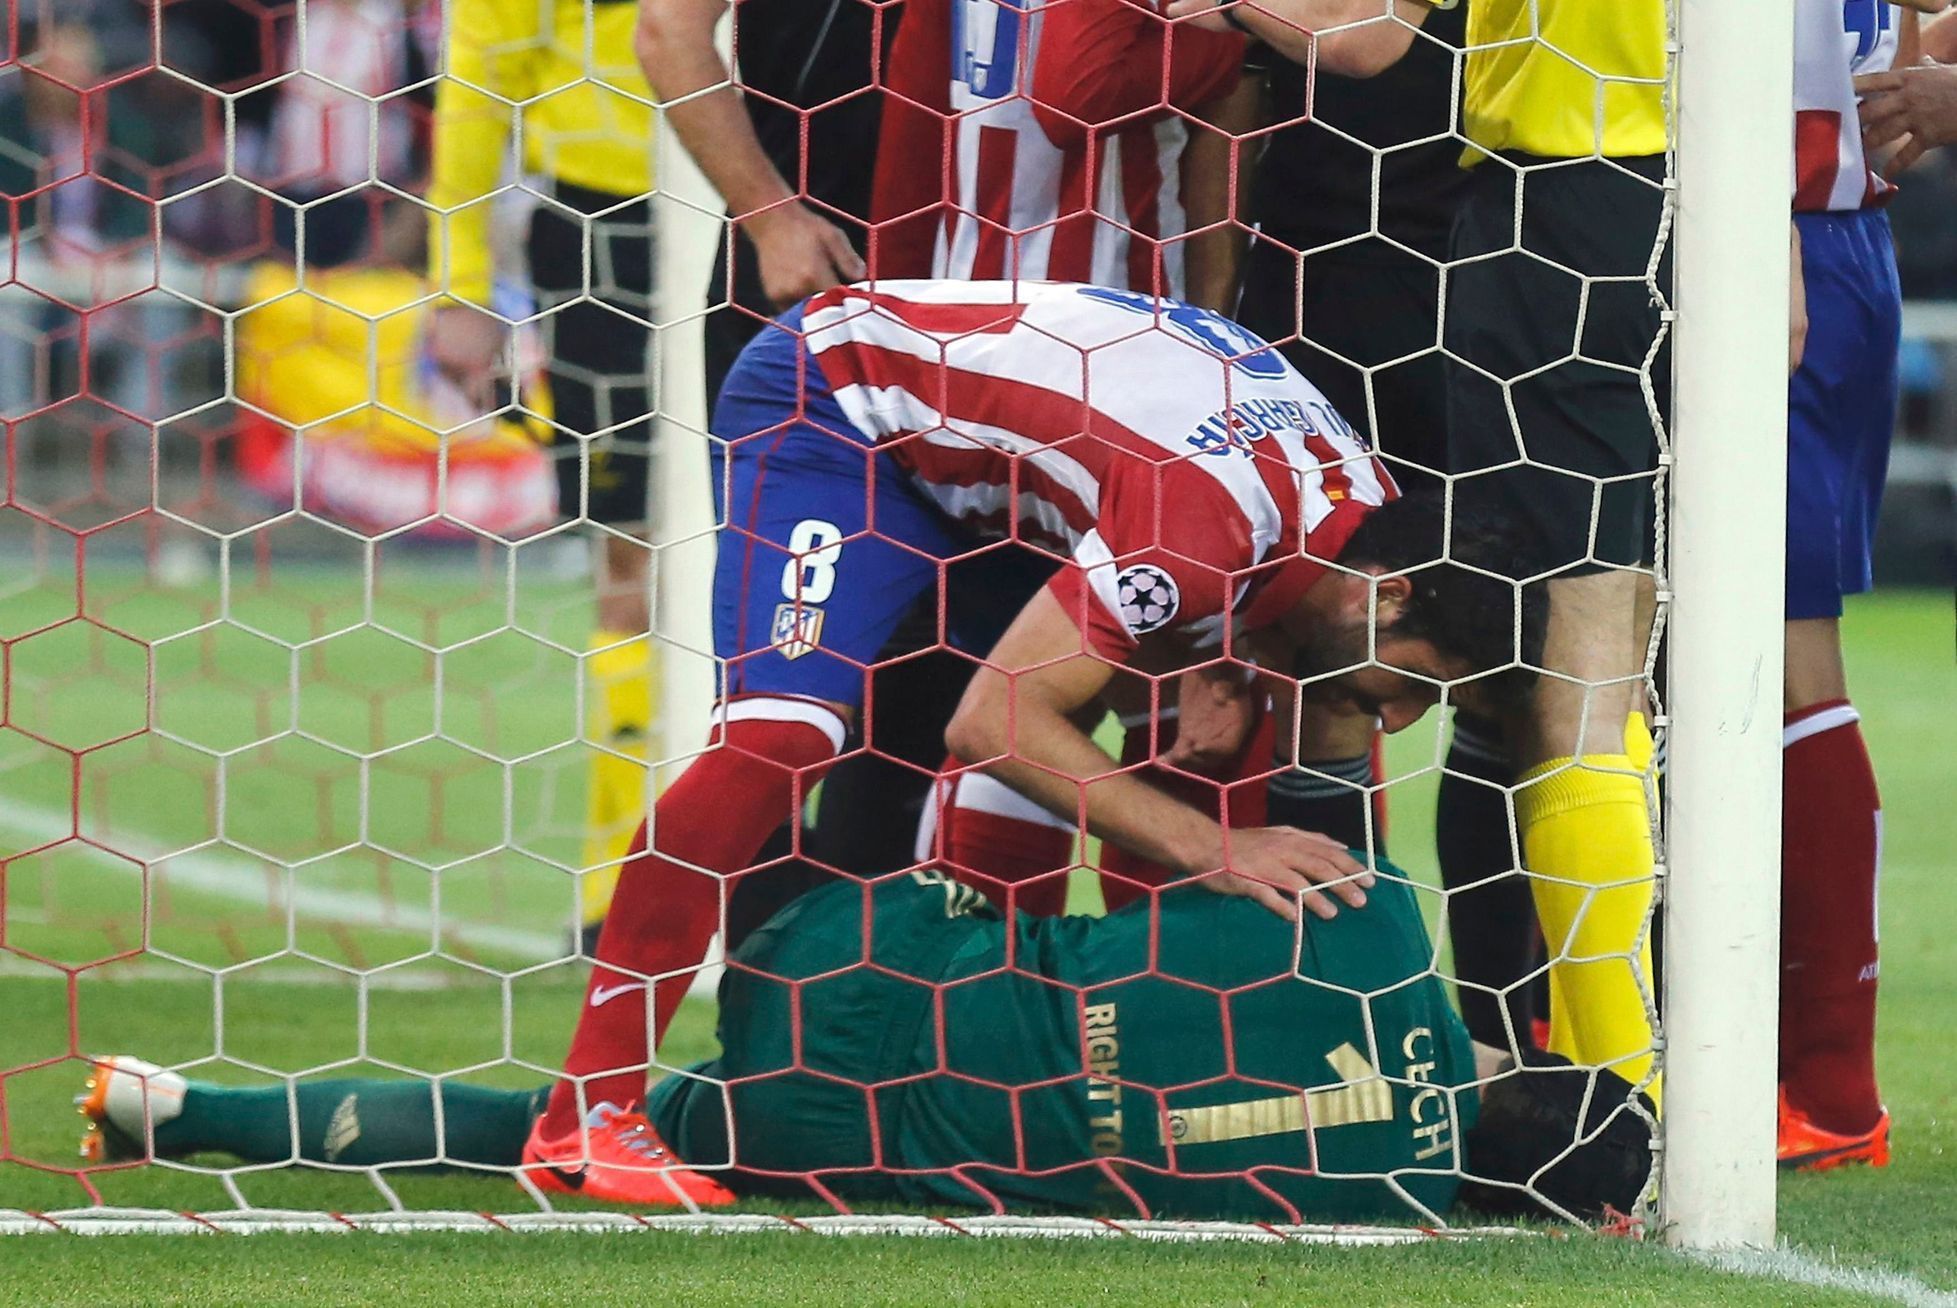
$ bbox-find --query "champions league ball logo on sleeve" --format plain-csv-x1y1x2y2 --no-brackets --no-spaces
1115,564,1180,635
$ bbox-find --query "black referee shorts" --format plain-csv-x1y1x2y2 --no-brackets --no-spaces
525,181,656,528
1236,234,1450,494
1444,155,1671,575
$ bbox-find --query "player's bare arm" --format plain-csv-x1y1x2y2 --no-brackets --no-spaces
635,0,865,306
1159,659,1263,769
427,301,508,412
1181,72,1264,312
1165,0,1430,77
426,0,525,405
1925,2,1957,59
946,587,1371,923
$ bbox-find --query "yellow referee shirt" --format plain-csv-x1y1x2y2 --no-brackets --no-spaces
428,0,657,305
1463,0,1668,161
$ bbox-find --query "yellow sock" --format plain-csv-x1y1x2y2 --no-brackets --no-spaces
1625,711,1655,774
1516,726,1660,1098
579,630,655,930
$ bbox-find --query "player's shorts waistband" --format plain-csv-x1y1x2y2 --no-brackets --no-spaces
1792,206,1895,248
1488,150,1666,179
711,300,867,448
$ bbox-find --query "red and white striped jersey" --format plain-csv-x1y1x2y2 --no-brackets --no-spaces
1794,0,1899,212
873,0,1243,295
801,280,1393,657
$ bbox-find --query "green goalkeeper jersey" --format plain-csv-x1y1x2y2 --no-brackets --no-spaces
648,863,1476,1223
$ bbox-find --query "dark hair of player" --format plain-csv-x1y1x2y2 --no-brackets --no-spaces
1458,1051,1657,1223
1333,492,1549,714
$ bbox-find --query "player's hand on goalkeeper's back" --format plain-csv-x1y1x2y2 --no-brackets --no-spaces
1197,825,1374,923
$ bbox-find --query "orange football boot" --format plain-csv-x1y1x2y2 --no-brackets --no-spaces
1778,1087,1891,1172
521,1102,736,1208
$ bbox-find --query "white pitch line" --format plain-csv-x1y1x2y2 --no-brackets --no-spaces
1,799,567,961
1688,1245,1957,1308
0,955,538,990
0,1209,1512,1243
0,799,724,995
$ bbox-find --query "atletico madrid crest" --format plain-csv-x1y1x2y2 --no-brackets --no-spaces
771,603,825,660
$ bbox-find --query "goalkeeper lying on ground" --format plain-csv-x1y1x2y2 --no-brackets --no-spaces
79,865,1651,1224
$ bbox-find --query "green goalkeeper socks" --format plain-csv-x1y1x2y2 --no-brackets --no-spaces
157,1078,547,1170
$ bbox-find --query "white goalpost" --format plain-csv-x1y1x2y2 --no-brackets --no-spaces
1660,0,1794,1252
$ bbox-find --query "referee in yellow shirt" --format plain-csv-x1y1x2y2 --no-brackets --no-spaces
1440,0,1668,1100
1173,0,1668,1096
425,0,659,945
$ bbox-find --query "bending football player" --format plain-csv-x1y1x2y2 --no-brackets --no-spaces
533,278,1542,1201
82,863,1650,1224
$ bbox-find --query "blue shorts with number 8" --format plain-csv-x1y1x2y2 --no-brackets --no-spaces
709,304,1048,711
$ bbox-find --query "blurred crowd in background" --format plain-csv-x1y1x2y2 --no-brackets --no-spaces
1,0,1952,579
1,0,436,269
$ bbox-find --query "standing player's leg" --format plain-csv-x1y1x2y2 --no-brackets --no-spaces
1777,209,1897,1168
1433,711,1542,1049
531,311,968,1167
1244,239,1535,1045
1447,158,1668,1091
703,229,858,933
526,185,660,949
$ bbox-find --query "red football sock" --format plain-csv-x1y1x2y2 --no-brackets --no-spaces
934,765,1075,917
542,703,843,1135
1780,699,1883,1134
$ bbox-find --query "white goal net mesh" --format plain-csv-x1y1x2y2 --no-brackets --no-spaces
0,0,1684,1238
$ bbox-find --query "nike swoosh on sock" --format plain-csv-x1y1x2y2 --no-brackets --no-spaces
588,981,647,1008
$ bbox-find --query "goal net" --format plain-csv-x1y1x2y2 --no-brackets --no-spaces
0,0,1786,1245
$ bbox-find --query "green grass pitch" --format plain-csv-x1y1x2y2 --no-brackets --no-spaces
0,566,1951,1305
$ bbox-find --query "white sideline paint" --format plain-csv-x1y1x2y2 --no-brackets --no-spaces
1687,1246,1957,1308
0,799,723,994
